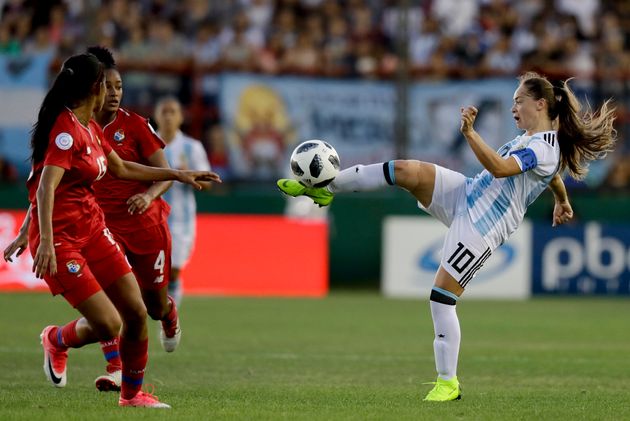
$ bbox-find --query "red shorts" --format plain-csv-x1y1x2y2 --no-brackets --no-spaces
111,223,171,291
30,227,132,307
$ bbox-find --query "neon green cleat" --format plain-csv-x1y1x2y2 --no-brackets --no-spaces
423,377,462,402
276,179,334,207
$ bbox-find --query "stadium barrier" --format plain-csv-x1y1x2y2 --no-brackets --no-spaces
381,216,630,298
533,222,630,295
381,216,532,299
0,210,329,297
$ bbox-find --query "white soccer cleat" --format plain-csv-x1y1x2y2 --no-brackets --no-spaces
95,369,122,392
159,321,181,353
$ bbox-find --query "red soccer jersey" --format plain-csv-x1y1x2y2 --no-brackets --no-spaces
93,108,169,233
27,109,111,246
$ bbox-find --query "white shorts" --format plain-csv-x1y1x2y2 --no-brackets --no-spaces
419,165,493,288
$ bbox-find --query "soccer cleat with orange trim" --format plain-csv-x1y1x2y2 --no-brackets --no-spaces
40,326,68,388
119,390,171,408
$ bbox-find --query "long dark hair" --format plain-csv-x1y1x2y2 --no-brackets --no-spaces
30,53,104,163
518,72,617,180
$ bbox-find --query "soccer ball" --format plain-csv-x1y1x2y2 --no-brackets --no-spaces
290,140,340,188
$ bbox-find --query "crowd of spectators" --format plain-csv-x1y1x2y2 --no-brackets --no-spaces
1,0,629,187
2,0,629,81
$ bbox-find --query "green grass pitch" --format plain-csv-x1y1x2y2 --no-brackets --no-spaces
1,292,630,420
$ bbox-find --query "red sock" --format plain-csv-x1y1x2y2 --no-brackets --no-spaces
161,295,179,337
100,337,122,372
120,337,148,399
49,319,83,349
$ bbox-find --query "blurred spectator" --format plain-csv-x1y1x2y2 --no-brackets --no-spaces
178,0,213,39
220,23,257,71
269,7,297,50
0,21,20,54
192,20,221,69
242,0,273,36
0,156,17,183
281,30,320,74
409,17,440,70
258,32,284,74
453,31,485,79
322,15,351,76
203,124,231,181
23,25,54,54
483,33,521,76
431,0,478,37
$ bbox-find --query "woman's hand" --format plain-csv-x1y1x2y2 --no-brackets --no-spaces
176,170,222,190
552,201,574,227
3,232,29,262
33,240,56,279
460,106,478,136
127,192,153,215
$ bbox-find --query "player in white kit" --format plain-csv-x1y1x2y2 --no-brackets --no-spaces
278,72,617,401
154,97,212,306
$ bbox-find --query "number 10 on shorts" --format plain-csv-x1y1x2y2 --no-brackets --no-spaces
447,242,476,273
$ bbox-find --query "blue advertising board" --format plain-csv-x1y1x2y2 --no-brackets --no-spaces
0,52,53,176
532,222,630,295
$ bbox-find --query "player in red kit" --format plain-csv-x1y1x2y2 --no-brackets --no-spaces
87,46,182,391
3,53,220,408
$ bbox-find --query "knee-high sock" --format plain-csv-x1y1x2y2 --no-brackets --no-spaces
120,337,148,399
328,162,396,193
161,295,179,337
99,337,122,372
49,319,84,349
429,288,461,381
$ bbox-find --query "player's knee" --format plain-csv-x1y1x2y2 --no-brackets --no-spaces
93,313,122,340
393,160,421,189
120,299,148,327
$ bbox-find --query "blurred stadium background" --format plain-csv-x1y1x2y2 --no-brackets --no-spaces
0,0,629,295
2,1,630,418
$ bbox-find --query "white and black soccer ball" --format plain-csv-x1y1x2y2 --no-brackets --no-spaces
290,140,340,188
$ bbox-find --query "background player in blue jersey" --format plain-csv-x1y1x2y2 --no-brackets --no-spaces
154,97,212,307
278,72,617,401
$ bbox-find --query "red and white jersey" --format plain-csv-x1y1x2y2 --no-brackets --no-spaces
27,109,111,246
93,107,169,233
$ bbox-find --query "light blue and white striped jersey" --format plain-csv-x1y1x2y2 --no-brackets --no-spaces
161,130,211,239
465,130,560,249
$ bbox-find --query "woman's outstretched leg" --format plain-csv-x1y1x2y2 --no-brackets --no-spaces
278,160,436,207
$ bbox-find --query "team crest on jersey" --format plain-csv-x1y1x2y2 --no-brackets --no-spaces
55,133,73,150
114,129,125,142
66,260,81,274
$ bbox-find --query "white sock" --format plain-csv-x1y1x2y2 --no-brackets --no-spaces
430,299,461,381
168,278,183,308
328,162,395,193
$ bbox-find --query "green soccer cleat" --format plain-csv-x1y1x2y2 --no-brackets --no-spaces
276,179,334,207
423,376,462,402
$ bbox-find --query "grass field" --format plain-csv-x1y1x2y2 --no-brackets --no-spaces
1,292,630,420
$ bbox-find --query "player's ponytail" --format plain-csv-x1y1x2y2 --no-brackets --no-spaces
30,53,104,163
519,72,617,180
